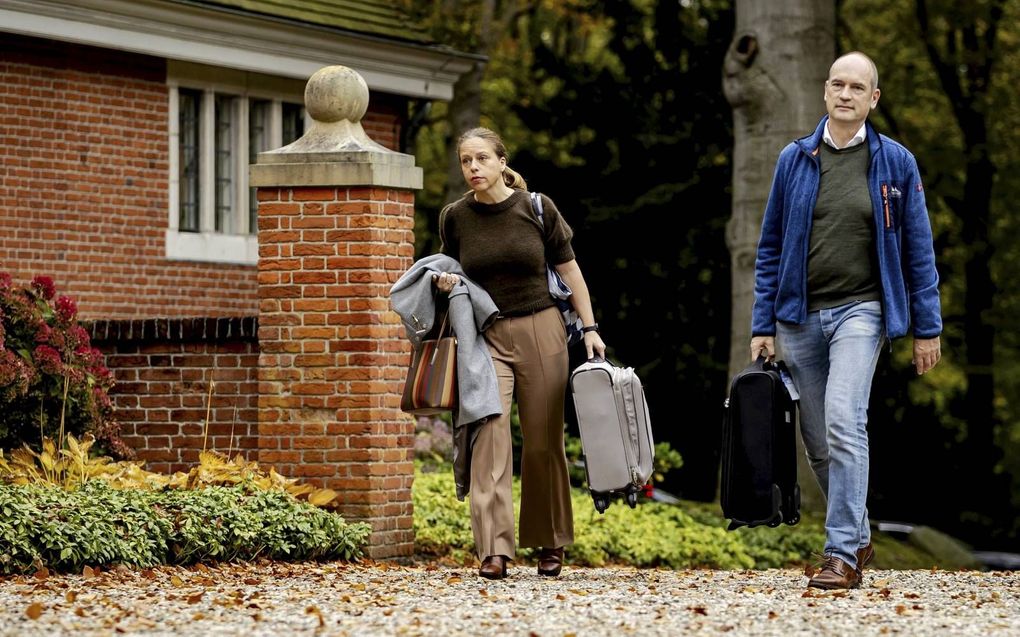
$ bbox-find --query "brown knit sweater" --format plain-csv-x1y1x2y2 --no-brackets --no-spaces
439,189,574,315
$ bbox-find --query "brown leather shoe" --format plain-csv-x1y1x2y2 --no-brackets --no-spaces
537,547,564,577
807,555,861,590
856,543,875,576
479,555,508,580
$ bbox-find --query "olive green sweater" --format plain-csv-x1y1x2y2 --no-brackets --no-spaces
440,189,574,315
806,142,881,311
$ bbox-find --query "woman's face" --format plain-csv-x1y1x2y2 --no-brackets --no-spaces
459,137,506,194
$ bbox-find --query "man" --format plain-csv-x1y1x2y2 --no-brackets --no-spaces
749,51,942,590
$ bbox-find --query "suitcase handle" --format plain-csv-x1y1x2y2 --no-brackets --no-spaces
587,356,606,363
759,357,790,376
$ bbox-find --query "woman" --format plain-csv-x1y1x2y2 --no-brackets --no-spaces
434,127,606,580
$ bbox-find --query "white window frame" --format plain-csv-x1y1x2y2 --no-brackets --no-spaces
166,63,308,265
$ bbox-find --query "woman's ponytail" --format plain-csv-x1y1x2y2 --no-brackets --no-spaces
502,166,527,190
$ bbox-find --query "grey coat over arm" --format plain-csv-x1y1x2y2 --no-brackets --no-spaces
389,254,503,499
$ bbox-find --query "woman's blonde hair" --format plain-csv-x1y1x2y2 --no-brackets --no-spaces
457,127,528,190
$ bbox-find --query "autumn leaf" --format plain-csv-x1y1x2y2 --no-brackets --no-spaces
187,592,204,604
25,603,43,620
306,606,325,628
65,591,77,603
307,488,337,507
83,565,97,578
446,576,462,585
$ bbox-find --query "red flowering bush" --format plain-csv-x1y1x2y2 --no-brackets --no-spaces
0,273,131,457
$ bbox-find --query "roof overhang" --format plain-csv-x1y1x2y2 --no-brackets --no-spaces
0,0,481,100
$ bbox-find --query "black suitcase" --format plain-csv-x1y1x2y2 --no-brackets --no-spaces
720,356,801,530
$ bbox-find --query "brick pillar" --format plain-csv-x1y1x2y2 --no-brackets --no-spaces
249,66,421,559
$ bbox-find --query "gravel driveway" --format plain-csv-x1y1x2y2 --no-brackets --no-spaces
1,561,1017,636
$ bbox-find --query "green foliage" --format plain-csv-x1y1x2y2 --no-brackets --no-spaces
0,273,128,458
412,462,825,569
411,463,476,563
0,480,371,575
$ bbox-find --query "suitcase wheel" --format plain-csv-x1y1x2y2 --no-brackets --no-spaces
785,513,800,525
767,512,783,528
626,492,638,508
593,494,610,514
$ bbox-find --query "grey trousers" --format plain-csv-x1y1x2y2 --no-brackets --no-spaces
470,305,575,560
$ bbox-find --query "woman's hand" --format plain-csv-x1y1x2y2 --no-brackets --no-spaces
433,272,460,293
584,331,606,361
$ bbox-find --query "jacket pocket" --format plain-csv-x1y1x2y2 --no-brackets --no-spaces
881,182,905,230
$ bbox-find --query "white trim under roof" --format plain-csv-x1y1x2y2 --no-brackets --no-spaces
0,0,478,100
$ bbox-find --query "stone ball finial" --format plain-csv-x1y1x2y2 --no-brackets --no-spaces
304,65,369,124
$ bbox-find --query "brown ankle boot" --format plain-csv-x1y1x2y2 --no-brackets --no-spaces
479,555,508,580
537,547,564,577
807,555,861,590
856,543,875,576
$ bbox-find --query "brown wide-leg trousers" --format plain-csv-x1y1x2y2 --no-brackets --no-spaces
470,305,575,560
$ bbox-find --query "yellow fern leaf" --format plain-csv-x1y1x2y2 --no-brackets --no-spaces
287,484,314,497
65,434,81,456
307,488,338,507
38,451,54,471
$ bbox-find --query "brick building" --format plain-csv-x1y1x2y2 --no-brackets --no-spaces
0,0,476,557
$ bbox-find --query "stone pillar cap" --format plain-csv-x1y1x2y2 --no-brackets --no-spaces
251,65,422,189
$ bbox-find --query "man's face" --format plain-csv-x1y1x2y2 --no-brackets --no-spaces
824,56,880,127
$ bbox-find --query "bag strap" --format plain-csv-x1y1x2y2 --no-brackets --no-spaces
530,192,552,261
435,310,451,339
529,191,544,225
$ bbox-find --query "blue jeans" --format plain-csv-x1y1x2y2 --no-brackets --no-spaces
777,300,885,568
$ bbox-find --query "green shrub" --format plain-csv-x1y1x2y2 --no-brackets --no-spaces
0,480,371,574
412,461,826,569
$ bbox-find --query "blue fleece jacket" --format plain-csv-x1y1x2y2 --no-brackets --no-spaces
751,116,942,340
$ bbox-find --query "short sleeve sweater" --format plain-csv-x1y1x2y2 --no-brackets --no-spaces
439,189,574,315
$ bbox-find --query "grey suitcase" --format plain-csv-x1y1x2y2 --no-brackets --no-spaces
569,356,654,513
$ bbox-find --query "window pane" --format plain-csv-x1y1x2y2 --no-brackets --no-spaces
282,102,305,145
214,95,235,234
178,89,201,232
249,99,271,235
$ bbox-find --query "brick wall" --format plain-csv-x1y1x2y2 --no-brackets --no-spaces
361,92,404,153
257,185,416,558
90,317,260,475
0,34,406,321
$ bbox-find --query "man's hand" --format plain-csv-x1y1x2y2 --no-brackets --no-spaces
750,336,775,362
913,336,941,375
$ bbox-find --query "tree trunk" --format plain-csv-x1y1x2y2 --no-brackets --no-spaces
444,62,485,204
723,0,835,511
443,0,502,205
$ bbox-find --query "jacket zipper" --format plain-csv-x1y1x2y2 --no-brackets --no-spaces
881,183,891,229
